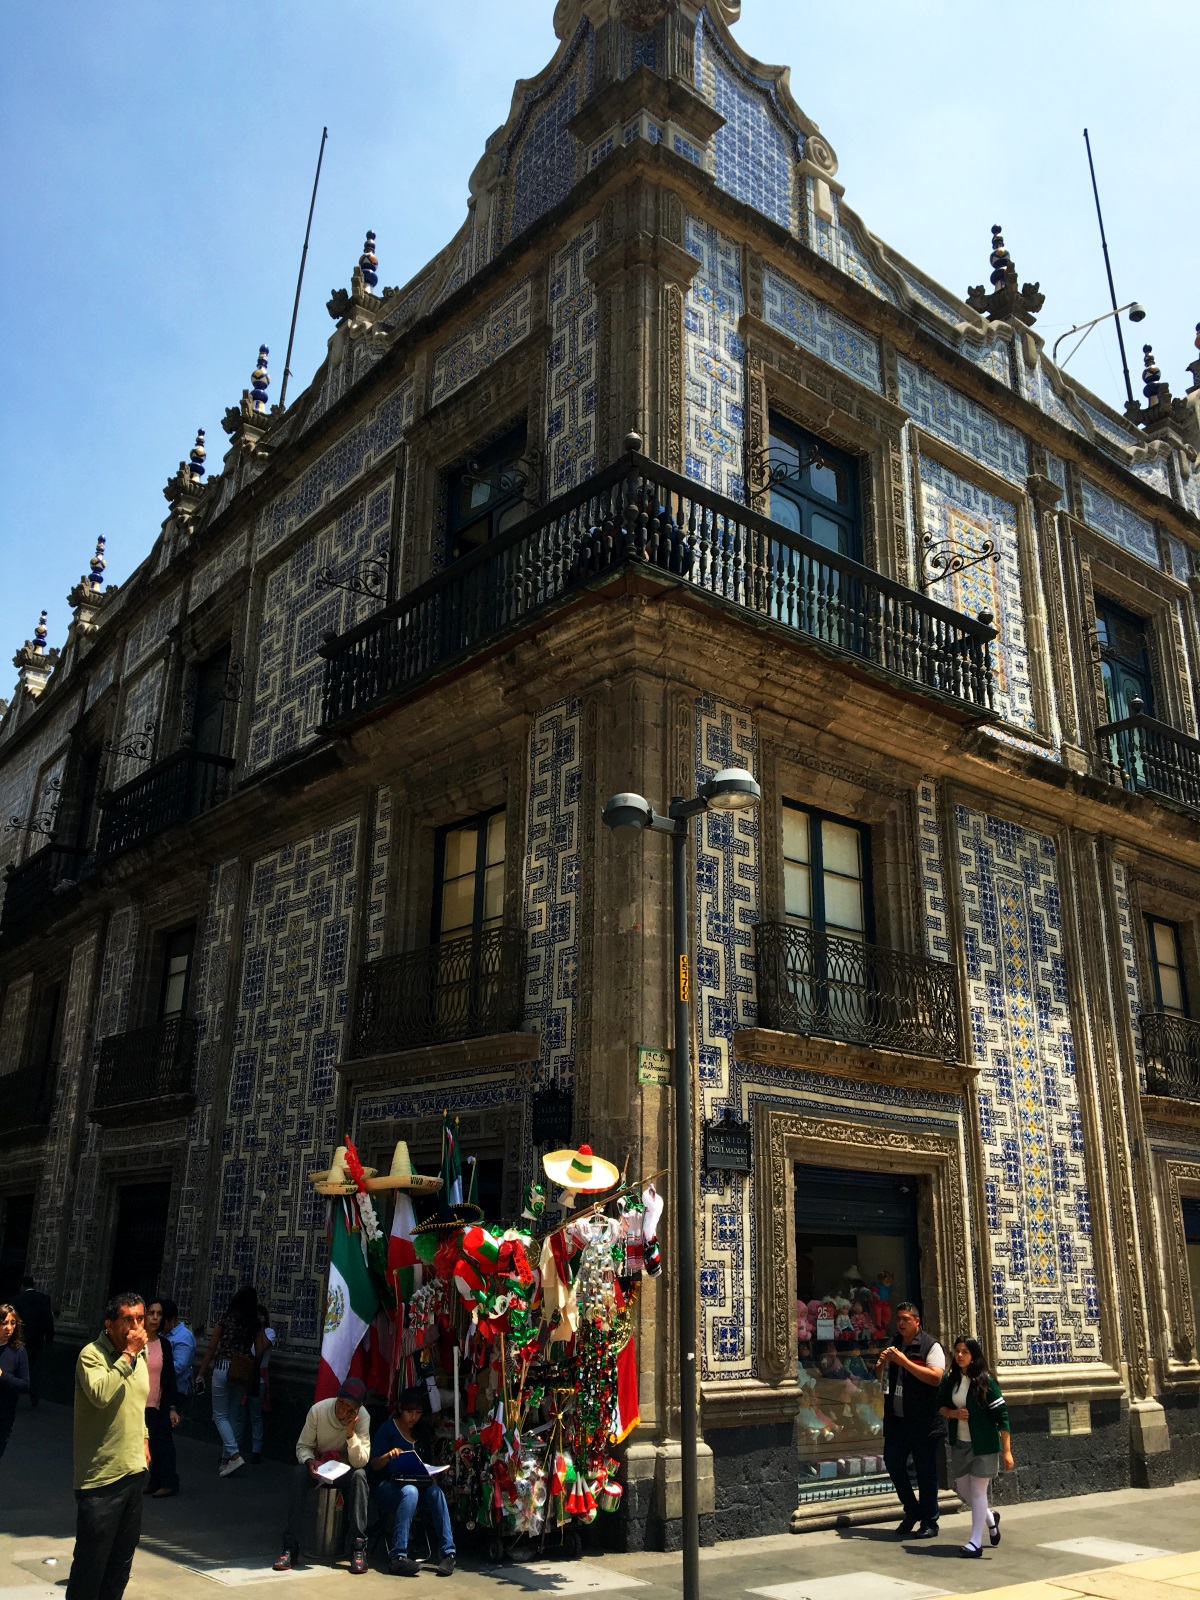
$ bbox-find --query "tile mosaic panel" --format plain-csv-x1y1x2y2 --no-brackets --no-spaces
1110,857,1143,1088
430,278,534,409
123,589,181,673
1028,365,1085,435
497,24,591,250
955,806,1101,1365
696,16,798,232
896,268,966,327
208,819,360,1351
900,357,1029,484
920,454,1034,732
692,694,759,1377
1167,536,1192,583
961,338,1013,388
1129,455,1171,497
0,700,76,890
915,780,949,963
546,222,600,494
805,178,836,264
85,651,117,710
1080,478,1158,566
0,973,33,1075
1077,397,1141,457
524,699,582,1091
364,785,392,962
1046,452,1069,495
255,378,412,560
109,660,165,790
839,229,899,306
683,216,745,500
762,263,882,392
382,273,435,333
189,531,250,615
246,483,392,775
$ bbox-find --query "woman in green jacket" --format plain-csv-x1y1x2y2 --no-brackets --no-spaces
938,1336,1014,1557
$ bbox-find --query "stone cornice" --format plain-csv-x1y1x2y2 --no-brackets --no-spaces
732,1027,970,1094
337,1032,541,1086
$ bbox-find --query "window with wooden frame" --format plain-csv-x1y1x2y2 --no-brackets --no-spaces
445,426,530,564
1146,916,1188,1017
767,415,862,563
432,809,506,943
783,801,873,942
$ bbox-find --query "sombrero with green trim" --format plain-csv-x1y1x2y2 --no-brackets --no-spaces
542,1143,619,1193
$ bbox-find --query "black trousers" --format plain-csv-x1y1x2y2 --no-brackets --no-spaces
883,1421,942,1527
26,1344,43,1406
66,1471,146,1600
146,1406,179,1494
283,1464,369,1550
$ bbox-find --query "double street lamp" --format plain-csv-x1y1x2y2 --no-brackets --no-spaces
602,768,762,1600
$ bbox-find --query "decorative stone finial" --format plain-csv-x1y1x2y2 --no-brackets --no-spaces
89,535,107,591
1140,345,1170,405
13,610,59,694
966,223,1045,327
250,345,270,413
33,610,48,653
358,231,378,291
189,428,207,481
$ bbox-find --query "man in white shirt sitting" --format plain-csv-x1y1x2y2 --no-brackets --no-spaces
273,1377,371,1576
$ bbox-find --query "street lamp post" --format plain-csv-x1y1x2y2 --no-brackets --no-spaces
602,768,761,1600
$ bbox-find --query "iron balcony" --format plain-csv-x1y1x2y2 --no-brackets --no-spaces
0,841,87,936
350,926,525,1058
1096,706,1200,815
92,1015,199,1123
754,920,960,1060
1140,1009,1200,1102
320,449,995,730
0,1061,56,1145
95,746,235,862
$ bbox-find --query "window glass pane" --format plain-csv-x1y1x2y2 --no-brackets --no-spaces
162,957,189,1017
439,877,475,939
1159,967,1185,1014
783,807,810,865
486,812,506,868
1149,920,1186,1014
443,828,479,881
1152,920,1179,967
770,492,802,536
482,864,505,927
809,460,843,503
821,821,861,880
823,874,865,935
784,861,811,924
809,513,844,554
466,477,492,512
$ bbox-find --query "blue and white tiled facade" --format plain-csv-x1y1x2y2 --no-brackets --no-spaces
695,14,800,234
1081,477,1159,566
762,264,882,392
546,224,600,493
683,217,744,499
900,357,1030,485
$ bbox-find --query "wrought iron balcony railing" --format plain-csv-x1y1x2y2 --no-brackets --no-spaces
1,841,88,935
92,1015,199,1120
1096,705,1200,815
1140,1010,1200,1102
351,926,525,1057
0,1061,56,1144
754,921,960,1060
320,450,995,730
95,746,235,862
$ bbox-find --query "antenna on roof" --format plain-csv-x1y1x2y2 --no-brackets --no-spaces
1083,128,1135,409
279,126,329,412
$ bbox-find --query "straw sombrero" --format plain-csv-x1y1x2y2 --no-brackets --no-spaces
363,1141,443,1195
310,1145,378,1196
411,1200,485,1235
542,1143,619,1194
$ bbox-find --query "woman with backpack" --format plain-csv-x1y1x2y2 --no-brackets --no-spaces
195,1285,268,1477
938,1335,1014,1557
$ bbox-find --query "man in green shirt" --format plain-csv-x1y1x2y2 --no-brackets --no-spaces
66,1292,150,1600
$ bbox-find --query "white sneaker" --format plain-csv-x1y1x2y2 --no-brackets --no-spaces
219,1454,245,1477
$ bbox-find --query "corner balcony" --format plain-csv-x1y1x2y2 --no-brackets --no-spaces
1,841,88,937
348,926,530,1066
753,921,961,1061
320,448,995,731
1096,702,1200,815
95,746,235,863
0,1062,56,1145
91,1015,199,1124
1140,1010,1200,1103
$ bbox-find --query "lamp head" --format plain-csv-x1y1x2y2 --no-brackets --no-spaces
602,792,653,840
700,767,761,812
1128,303,1146,323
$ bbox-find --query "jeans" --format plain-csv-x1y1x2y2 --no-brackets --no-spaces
145,1406,179,1494
883,1420,942,1527
283,1464,369,1550
375,1479,455,1560
246,1388,265,1454
209,1366,247,1459
66,1471,145,1600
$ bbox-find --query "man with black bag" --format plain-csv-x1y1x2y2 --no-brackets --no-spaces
876,1301,946,1539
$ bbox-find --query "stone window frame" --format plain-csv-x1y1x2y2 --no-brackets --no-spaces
1126,870,1200,1043
752,1101,971,1385
360,1103,526,1221
87,1142,189,1328
1067,519,1196,749
1150,1155,1200,1373
909,428,1055,748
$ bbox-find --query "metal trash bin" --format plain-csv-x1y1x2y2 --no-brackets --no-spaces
311,1483,346,1563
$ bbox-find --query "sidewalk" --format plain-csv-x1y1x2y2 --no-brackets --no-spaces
2,1399,1197,1598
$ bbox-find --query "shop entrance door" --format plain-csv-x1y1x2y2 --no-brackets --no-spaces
0,1193,35,1300
794,1163,922,1500
107,1182,171,1302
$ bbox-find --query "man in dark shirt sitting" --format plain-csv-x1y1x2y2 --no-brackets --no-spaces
370,1387,455,1577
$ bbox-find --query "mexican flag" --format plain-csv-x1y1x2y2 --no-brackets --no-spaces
387,1191,423,1303
442,1114,462,1206
315,1199,380,1401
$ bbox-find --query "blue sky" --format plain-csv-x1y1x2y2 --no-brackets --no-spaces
2,1,1196,688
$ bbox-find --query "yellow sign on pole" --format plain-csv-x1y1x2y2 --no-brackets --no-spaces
679,953,690,1002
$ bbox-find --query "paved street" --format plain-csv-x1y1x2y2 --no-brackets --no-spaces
2,1402,1198,1600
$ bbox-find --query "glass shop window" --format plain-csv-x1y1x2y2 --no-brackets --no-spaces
158,926,196,1019
766,415,861,562
1184,1197,1200,1350
1146,918,1188,1016
783,802,871,942
446,426,530,564
433,810,506,943
794,1164,921,1499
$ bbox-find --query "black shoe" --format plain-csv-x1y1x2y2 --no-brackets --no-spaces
989,1512,1001,1547
915,1523,939,1539
961,1543,983,1558
389,1555,420,1577
436,1554,456,1577
272,1547,301,1572
350,1540,369,1576
896,1518,917,1539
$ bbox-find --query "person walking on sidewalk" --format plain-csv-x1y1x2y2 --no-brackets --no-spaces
14,1276,53,1408
143,1301,181,1498
939,1336,1014,1558
195,1285,267,1477
272,1376,371,1576
877,1301,947,1539
65,1292,150,1600
245,1304,275,1464
159,1299,195,1413
0,1303,31,1459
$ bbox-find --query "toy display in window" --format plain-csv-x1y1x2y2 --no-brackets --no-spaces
795,1268,895,1481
